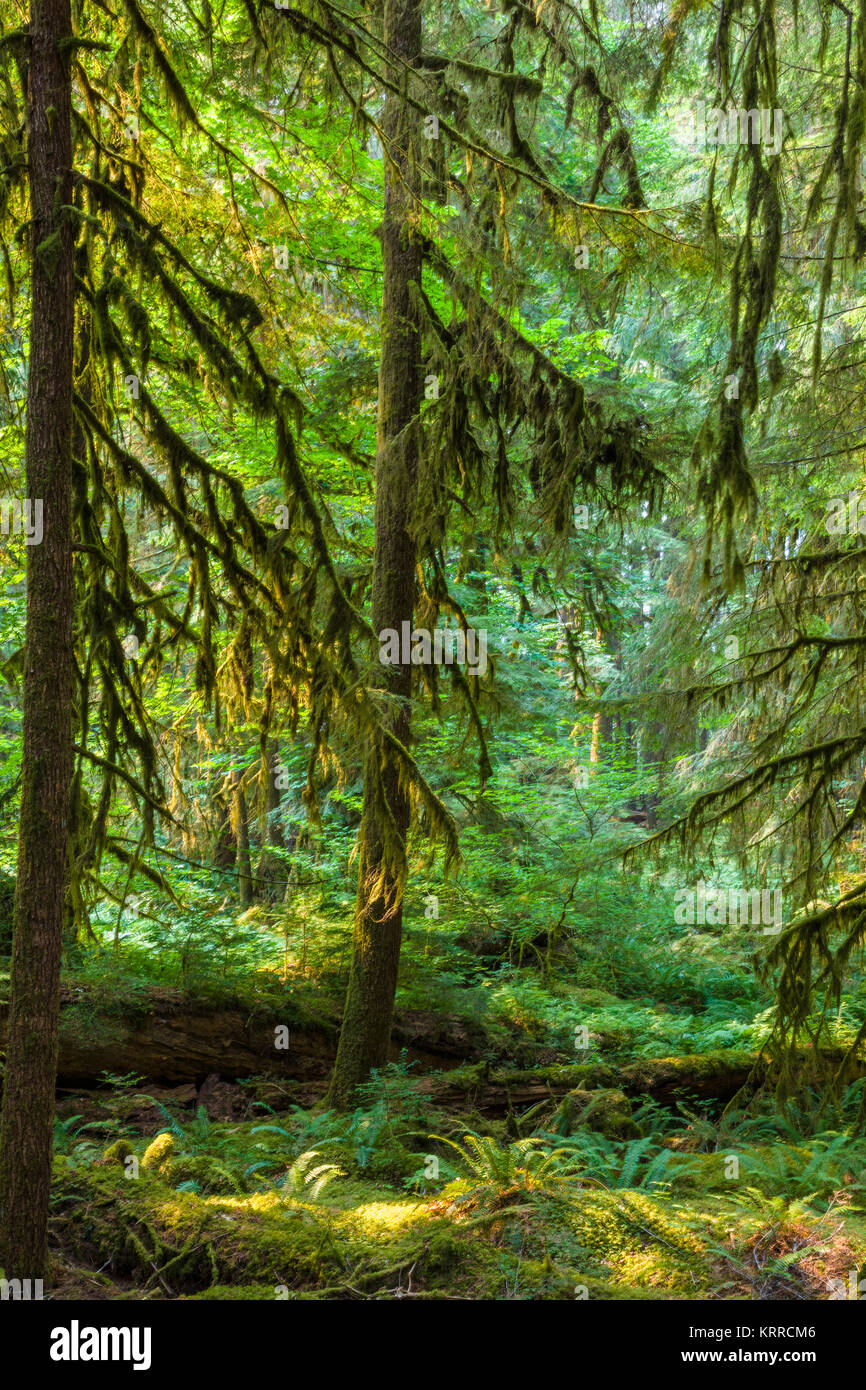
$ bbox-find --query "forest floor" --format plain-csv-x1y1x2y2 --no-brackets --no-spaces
10,947,866,1302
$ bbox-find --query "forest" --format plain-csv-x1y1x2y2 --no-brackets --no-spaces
1,0,866,1332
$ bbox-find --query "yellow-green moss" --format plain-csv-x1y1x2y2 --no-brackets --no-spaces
497,1062,618,1088
141,1132,174,1177
56,1131,826,1300
620,1051,757,1090
557,1189,710,1293
52,1167,338,1292
102,1139,135,1166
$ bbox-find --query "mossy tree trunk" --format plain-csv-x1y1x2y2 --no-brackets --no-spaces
256,738,285,902
329,0,422,1107
263,739,284,847
62,300,97,957
0,0,75,1279
211,787,236,868
232,769,254,907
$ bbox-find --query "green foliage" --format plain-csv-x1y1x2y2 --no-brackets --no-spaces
270,1150,344,1201
52,1114,116,1159
5,0,866,1305
433,1132,581,1207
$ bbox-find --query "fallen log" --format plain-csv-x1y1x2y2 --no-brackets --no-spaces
2,984,861,1117
422,1047,866,1117
0,985,486,1092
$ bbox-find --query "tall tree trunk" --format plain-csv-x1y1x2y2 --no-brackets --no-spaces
211,792,236,866
638,718,667,830
0,0,75,1279
329,0,422,1106
256,738,285,902
232,769,254,907
589,625,619,766
263,740,285,849
62,312,93,958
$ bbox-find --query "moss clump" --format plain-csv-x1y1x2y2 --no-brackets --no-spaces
102,1139,135,1166
494,1253,688,1300
141,1132,174,1177
423,1228,463,1274
553,1088,640,1140
661,1152,730,1191
497,1062,617,1088
52,1167,339,1292
620,1051,757,1090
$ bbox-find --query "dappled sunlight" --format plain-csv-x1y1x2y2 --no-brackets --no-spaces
335,1199,433,1239
0,0,863,1340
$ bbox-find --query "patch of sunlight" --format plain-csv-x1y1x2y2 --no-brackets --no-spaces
337,1199,430,1237
616,1248,704,1291
165,1192,301,1219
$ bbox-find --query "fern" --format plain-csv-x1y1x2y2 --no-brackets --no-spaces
246,1148,344,1200
430,1131,581,1204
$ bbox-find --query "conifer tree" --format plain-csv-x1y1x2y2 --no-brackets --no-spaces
631,0,866,1095
252,0,669,1100
0,0,378,1270
0,0,75,1279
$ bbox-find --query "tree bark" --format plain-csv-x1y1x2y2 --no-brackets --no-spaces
329,0,423,1106
262,739,284,848
0,0,75,1279
232,769,253,907
211,788,236,868
63,313,94,960
256,738,285,902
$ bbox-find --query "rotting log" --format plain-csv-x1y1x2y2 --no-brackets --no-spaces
2,985,859,1114
0,986,484,1090
420,1047,866,1117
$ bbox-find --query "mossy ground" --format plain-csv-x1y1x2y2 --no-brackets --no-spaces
50,1155,708,1300
46,1043,866,1300
38,958,866,1302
